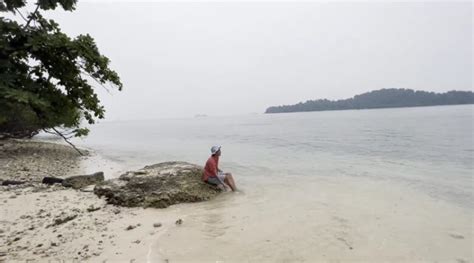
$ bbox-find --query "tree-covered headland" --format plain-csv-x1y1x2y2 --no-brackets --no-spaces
265,89,474,114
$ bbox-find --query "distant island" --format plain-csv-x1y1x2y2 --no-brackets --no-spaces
265,89,474,114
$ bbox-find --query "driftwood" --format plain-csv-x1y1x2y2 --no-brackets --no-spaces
47,214,78,228
1,180,26,186
41,177,64,185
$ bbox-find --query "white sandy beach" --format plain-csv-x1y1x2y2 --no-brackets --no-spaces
0,140,183,262
0,185,185,262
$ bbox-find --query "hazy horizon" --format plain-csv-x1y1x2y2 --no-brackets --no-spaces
20,1,473,120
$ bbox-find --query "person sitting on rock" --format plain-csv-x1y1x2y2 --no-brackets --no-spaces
202,146,237,191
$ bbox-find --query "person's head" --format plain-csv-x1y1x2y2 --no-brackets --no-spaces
211,145,221,157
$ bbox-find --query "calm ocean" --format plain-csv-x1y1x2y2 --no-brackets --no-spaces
67,105,474,261
74,105,473,209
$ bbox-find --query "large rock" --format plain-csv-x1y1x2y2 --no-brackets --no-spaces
62,172,104,189
94,162,221,208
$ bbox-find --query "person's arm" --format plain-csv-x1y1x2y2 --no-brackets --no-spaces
211,160,218,177
216,158,222,173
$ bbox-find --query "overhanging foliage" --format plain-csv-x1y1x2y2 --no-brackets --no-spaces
0,0,122,149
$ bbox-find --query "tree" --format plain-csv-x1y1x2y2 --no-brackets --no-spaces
0,0,122,154
265,89,474,113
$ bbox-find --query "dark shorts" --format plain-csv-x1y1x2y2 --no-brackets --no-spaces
206,176,224,186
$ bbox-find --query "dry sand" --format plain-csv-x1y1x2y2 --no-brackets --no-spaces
0,140,181,262
0,183,183,262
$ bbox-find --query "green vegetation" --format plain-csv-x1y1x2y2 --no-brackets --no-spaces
0,0,122,149
265,89,474,114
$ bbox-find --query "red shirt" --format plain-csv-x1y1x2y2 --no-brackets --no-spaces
203,155,219,181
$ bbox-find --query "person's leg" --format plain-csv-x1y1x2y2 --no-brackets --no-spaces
223,177,234,191
216,173,231,191
224,173,237,191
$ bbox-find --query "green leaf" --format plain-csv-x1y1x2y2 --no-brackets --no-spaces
0,2,122,139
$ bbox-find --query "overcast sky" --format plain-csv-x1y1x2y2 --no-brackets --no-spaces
37,1,473,120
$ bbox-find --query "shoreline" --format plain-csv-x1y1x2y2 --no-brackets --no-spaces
0,139,183,262
0,139,84,183
1,138,472,262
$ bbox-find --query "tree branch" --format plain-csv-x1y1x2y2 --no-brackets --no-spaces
46,127,85,156
79,67,112,94
43,128,74,139
24,4,40,28
14,8,28,23
42,129,57,136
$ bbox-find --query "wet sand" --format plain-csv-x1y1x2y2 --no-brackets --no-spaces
154,175,473,262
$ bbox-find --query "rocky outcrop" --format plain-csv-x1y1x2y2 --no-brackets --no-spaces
94,162,221,208
62,172,104,189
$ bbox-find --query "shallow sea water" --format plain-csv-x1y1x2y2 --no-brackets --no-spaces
72,105,473,262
